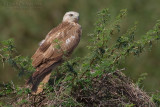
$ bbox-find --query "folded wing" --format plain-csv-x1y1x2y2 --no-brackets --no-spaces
29,22,81,84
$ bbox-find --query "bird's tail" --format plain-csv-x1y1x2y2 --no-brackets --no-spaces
26,61,62,94
26,69,52,95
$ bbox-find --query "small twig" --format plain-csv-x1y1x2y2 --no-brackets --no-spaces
0,54,5,68
108,68,125,76
11,81,16,93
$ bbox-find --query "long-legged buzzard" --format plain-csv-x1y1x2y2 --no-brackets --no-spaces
26,11,82,94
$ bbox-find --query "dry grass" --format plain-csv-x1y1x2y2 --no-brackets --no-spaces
5,71,155,107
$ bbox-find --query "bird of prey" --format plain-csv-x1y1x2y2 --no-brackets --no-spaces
26,11,82,94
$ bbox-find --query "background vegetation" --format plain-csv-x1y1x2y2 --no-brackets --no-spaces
0,8,159,106
0,0,160,95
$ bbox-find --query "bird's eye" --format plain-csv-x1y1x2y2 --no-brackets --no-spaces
69,14,73,16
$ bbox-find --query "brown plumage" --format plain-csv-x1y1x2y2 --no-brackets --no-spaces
26,11,82,94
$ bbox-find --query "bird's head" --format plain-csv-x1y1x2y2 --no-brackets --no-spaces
63,11,79,23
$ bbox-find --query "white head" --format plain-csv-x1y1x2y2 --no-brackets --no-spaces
63,11,79,23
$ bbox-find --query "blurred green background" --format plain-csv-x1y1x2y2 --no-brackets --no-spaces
0,0,160,92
